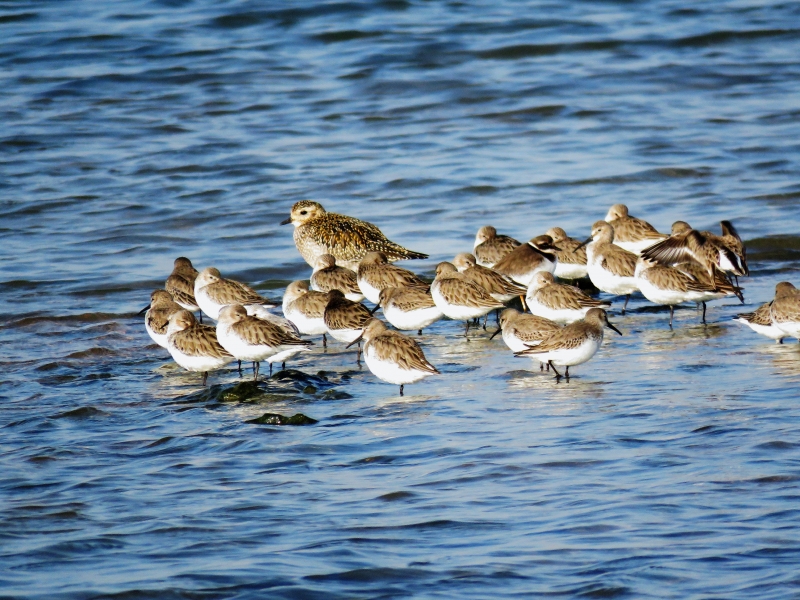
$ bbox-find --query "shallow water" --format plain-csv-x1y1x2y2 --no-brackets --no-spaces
3,0,800,598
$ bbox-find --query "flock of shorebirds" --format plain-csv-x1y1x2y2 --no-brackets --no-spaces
140,200,800,395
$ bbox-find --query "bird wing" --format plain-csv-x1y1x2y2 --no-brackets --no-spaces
435,278,504,308
601,248,637,277
556,239,587,265
324,302,372,330
233,318,309,347
206,280,267,306
171,326,232,358
390,288,437,311
517,324,588,354
308,214,427,262
166,275,198,307
369,333,439,374
535,284,609,310
294,291,329,318
312,268,362,295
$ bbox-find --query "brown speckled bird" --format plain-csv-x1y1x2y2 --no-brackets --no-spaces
281,201,428,270
473,225,521,268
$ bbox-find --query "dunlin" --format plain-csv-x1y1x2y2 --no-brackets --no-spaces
310,254,364,302
323,289,373,359
641,220,748,280
491,307,561,370
141,290,183,349
634,258,718,327
166,310,234,386
217,304,312,379
165,257,200,314
492,234,559,288
581,221,639,313
452,252,527,304
194,267,278,320
357,251,428,304
526,272,611,324
377,286,444,335
282,280,330,345
673,260,744,322
604,204,667,255
431,262,505,336
280,201,427,270
546,227,588,280
735,301,786,344
516,308,621,380
473,225,521,268
346,318,439,396
769,282,800,339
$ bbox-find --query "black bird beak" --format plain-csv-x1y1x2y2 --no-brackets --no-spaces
489,327,502,340
607,320,622,336
369,304,381,315
137,304,150,316
345,332,365,349
280,217,292,225
574,237,592,253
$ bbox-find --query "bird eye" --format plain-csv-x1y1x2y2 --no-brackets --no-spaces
300,210,307,215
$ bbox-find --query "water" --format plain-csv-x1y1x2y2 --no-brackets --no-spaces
2,0,800,597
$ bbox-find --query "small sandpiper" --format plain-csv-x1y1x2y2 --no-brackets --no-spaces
634,258,718,328
604,204,668,255
323,289,373,359
452,252,527,304
377,286,443,335
282,280,330,345
165,257,200,314
545,227,588,280
194,267,278,320
166,310,234,386
769,282,800,340
473,225,521,268
431,262,505,336
673,260,743,322
280,200,428,270
357,251,428,304
492,234,559,288
526,272,611,324
310,254,364,302
581,221,639,313
141,290,184,349
641,220,748,281
346,318,439,396
515,308,621,380
735,301,786,344
217,304,312,379
491,307,561,370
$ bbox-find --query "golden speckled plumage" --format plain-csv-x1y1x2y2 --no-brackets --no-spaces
283,201,428,269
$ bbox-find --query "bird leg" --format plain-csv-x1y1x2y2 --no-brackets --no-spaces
282,361,286,371
701,302,707,324
622,294,630,315
495,308,501,325
548,361,561,379
253,361,259,381
202,371,208,386
464,320,470,338
565,366,570,380
418,329,422,335
237,360,242,376
669,305,674,329
269,363,273,377
519,295,527,311
482,313,488,330
356,342,362,364
198,312,203,324
322,333,327,348
399,384,404,396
